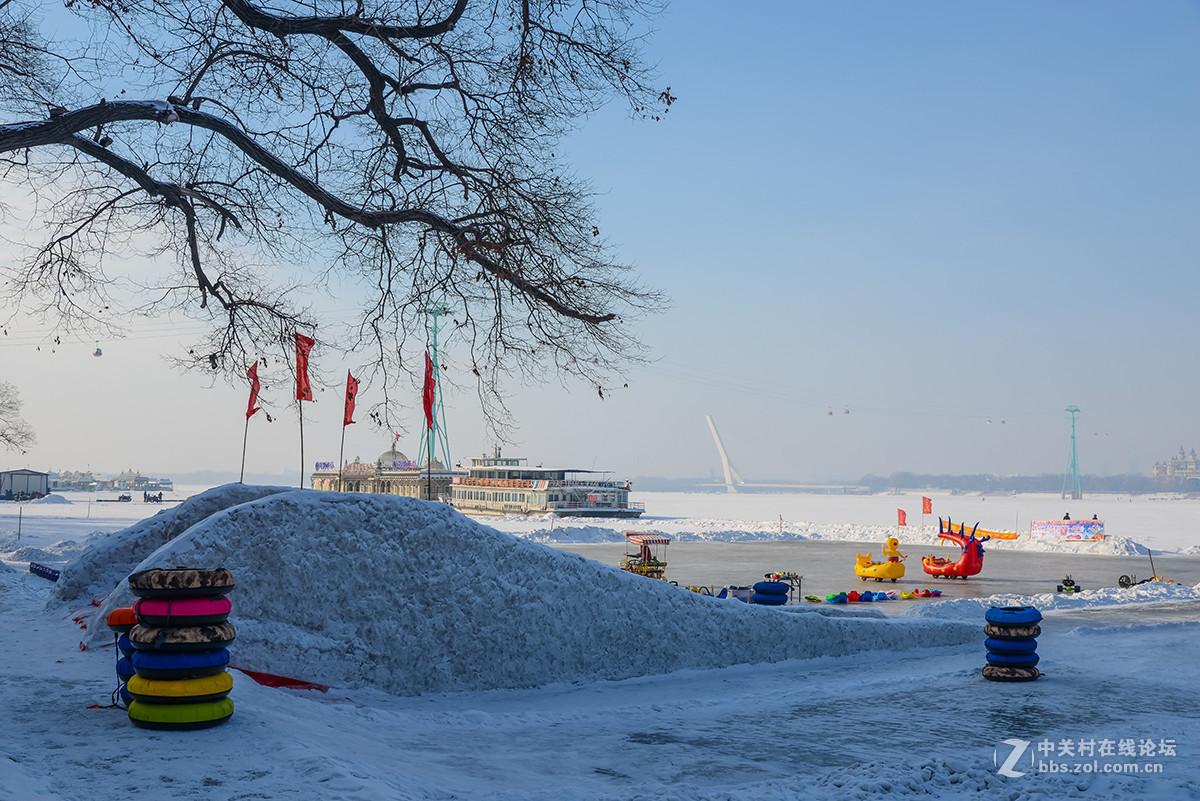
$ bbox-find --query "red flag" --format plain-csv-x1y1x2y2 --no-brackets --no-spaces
343,371,359,426
898,509,907,526
922,496,932,515
294,333,315,401
422,350,435,429
246,361,261,420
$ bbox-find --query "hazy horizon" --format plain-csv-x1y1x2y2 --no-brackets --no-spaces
3,2,1197,483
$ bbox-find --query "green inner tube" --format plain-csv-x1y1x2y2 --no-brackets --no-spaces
127,698,235,730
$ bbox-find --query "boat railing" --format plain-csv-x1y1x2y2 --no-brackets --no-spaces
554,479,630,489
547,501,645,511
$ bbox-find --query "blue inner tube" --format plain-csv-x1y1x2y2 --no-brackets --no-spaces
753,581,790,594
985,606,1042,625
751,595,788,605
116,656,136,681
984,637,1038,654
987,651,1040,667
117,633,136,658
132,648,231,680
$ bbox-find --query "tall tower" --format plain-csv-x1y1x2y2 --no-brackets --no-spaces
418,304,453,469
1062,405,1082,500
705,415,745,494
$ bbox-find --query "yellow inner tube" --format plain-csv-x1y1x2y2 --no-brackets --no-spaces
127,671,233,703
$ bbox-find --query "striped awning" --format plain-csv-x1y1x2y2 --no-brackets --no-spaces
623,532,671,545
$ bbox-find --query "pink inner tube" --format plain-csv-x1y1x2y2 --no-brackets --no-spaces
135,596,232,626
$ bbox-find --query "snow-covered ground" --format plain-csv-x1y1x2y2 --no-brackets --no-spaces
1,487,1198,800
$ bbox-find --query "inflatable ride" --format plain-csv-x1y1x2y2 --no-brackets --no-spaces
854,537,906,582
922,518,990,579
940,519,1020,541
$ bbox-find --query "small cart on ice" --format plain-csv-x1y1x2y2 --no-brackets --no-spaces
620,532,671,581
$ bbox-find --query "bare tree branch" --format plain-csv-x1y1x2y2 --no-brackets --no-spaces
0,0,671,437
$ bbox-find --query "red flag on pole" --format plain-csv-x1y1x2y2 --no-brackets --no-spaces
294,333,315,401
922,496,932,515
422,350,436,429
898,509,907,526
246,361,261,419
343,371,359,426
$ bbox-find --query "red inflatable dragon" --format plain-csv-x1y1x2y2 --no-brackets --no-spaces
922,517,990,578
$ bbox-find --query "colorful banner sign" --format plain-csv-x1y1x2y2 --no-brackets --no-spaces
1029,520,1105,542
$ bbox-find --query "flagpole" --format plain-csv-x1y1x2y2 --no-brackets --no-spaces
338,424,347,492
299,401,305,490
239,416,250,484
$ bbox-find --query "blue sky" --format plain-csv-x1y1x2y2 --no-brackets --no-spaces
2,1,1198,482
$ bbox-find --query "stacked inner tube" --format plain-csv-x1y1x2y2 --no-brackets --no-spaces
125,567,236,730
750,580,790,606
105,606,138,707
983,606,1041,682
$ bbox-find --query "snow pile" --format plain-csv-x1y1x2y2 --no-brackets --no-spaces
902,581,1200,621
498,515,1152,555
82,486,976,696
0,536,88,568
49,484,291,602
0,493,72,505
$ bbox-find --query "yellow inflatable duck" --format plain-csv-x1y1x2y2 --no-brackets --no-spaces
854,537,906,582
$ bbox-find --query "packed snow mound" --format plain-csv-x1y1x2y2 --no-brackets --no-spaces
88,488,976,696
49,484,292,603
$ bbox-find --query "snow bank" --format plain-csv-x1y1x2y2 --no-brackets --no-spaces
903,581,1200,621
498,516,1152,555
49,484,291,602
84,486,976,696
0,536,87,568
0,493,72,505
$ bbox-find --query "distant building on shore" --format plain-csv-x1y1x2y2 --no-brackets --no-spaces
1,469,49,499
1153,447,1200,490
47,470,173,492
310,444,455,501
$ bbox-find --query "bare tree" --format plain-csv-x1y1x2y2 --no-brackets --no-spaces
0,0,670,435
0,380,35,453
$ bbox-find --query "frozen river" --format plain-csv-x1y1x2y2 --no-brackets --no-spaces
549,540,1200,615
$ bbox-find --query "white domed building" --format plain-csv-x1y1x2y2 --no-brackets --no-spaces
310,442,456,500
